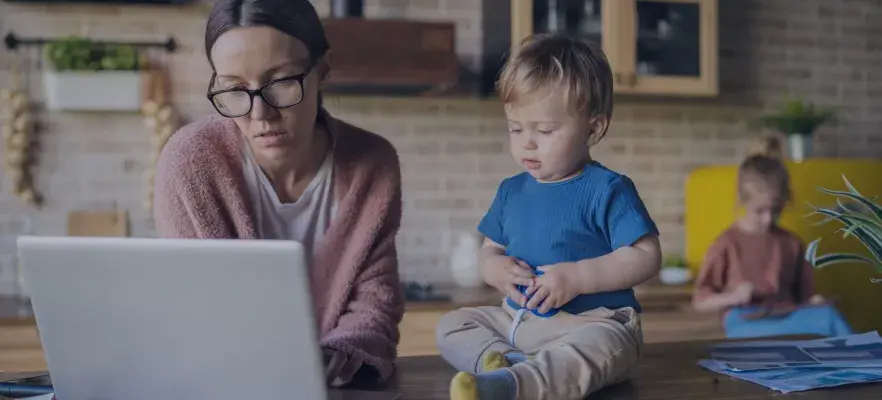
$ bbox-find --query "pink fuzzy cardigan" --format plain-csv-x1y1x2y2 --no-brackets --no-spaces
152,112,404,382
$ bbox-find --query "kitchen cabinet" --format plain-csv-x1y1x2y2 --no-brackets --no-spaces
510,0,718,96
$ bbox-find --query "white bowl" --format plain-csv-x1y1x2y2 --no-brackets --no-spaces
660,267,692,285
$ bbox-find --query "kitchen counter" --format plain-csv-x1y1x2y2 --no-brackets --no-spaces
0,295,31,324
0,280,695,322
398,280,718,357
404,279,694,313
0,281,719,369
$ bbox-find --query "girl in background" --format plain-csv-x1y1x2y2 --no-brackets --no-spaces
691,137,853,338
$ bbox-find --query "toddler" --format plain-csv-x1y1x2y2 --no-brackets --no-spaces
435,34,662,400
691,137,853,339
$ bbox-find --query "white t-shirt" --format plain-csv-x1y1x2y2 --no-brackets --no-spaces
240,135,337,262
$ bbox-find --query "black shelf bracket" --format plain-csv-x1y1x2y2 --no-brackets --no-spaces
3,31,177,53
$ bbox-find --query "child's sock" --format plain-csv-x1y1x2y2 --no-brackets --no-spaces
450,369,517,400
481,350,509,372
481,351,528,372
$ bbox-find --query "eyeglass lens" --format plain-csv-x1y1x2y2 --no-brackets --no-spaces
211,79,304,117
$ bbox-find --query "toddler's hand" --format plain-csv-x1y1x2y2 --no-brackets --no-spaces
729,282,753,306
524,263,581,314
809,294,827,305
483,255,534,306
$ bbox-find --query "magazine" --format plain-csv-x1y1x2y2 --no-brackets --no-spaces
698,332,882,393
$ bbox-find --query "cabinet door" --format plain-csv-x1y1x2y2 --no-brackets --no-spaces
616,0,718,96
510,0,621,70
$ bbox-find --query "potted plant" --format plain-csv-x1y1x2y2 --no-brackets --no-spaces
805,175,881,283
42,36,144,111
660,254,692,285
762,98,836,162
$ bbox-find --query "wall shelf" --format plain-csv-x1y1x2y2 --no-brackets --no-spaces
3,32,177,53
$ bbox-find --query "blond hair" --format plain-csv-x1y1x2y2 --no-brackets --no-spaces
496,33,614,140
738,136,791,203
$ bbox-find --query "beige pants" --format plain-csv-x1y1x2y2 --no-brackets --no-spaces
436,301,643,400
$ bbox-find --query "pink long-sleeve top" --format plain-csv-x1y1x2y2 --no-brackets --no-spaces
152,111,404,383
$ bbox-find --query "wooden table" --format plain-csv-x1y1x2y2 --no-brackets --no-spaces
5,338,880,399
388,339,882,399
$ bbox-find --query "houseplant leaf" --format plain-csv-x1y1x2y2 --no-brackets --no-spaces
817,187,882,222
810,207,882,262
44,37,140,72
42,36,144,111
762,97,836,135
806,176,882,282
808,249,879,272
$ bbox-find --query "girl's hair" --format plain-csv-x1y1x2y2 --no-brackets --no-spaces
738,136,791,203
205,0,329,67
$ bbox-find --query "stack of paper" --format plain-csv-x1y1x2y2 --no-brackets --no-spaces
698,331,882,393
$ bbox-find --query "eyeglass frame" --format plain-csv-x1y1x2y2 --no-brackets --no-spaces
206,58,317,118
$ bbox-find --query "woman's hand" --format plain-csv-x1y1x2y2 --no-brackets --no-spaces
482,254,534,306
525,263,581,314
323,347,362,387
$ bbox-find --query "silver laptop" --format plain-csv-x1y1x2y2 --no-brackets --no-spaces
17,236,400,400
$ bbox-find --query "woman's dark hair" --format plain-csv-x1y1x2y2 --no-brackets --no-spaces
205,0,330,67
205,0,331,118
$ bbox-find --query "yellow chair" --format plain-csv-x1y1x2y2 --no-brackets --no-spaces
684,158,882,333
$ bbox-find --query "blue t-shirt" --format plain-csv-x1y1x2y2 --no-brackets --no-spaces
477,161,659,317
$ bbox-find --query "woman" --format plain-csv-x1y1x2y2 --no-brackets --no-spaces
153,0,404,388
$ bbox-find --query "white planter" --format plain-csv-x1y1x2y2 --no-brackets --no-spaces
449,231,485,288
659,267,692,285
43,70,143,111
787,133,813,162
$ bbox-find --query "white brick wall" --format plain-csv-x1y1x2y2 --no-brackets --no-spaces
0,0,880,290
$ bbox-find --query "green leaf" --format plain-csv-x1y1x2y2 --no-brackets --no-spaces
832,212,882,262
813,253,879,270
806,177,882,280
812,208,882,262
44,36,140,72
806,238,821,262
850,228,882,263
762,98,837,134
842,174,863,196
839,214,882,240
807,239,880,271
817,187,882,222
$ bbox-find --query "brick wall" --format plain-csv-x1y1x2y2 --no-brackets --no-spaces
0,0,880,291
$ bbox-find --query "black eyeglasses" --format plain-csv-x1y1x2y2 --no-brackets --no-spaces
207,60,316,118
